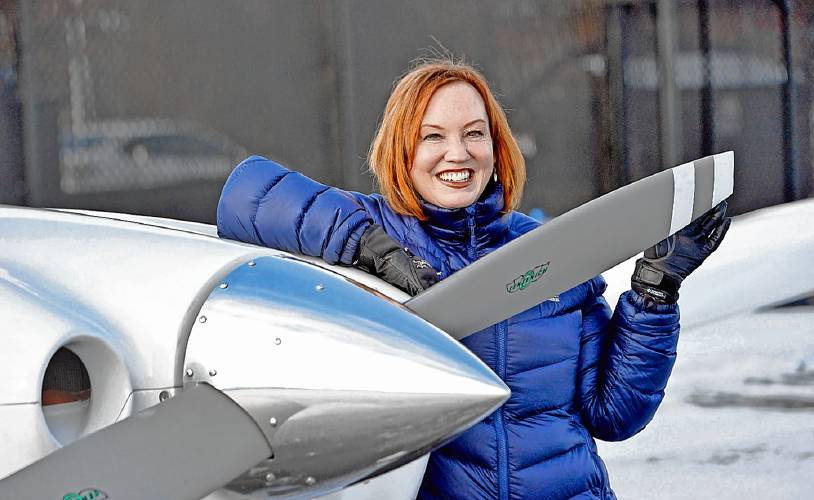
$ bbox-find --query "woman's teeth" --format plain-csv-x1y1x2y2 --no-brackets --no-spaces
438,170,471,183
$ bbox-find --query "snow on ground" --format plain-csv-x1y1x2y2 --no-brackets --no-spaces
598,305,814,499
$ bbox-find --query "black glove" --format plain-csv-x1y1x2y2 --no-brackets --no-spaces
354,224,439,296
631,200,731,305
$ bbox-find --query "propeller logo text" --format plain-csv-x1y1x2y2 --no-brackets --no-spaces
62,488,108,500
506,262,550,293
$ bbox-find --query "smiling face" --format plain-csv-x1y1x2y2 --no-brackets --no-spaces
410,81,495,209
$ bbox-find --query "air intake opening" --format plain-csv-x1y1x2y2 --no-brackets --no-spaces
42,347,91,444
43,347,91,404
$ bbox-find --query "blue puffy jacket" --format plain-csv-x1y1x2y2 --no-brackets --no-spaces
217,156,681,500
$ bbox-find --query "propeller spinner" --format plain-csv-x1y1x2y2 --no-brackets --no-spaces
0,246,508,500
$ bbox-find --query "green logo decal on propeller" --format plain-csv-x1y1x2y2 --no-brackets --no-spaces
63,488,109,500
506,262,550,293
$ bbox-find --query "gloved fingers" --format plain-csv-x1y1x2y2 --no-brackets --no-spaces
354,224,438,295
420,270,440,289
410,257,439,290
700,200,729,236
678,211,709,239
680,200,729,239
388,253,439,295
644,235,674,260
380,259,422,296
706,216,731,253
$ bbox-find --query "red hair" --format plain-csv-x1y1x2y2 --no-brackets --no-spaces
368,59,526,220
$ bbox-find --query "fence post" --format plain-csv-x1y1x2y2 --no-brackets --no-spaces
698,0,715,157
605,2,631,187
776,0,798,201
656,0,683,168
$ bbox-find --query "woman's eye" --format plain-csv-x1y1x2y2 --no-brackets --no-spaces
422,133,443,141
466,130,486,139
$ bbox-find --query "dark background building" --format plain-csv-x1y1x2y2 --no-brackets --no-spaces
1,0,812,222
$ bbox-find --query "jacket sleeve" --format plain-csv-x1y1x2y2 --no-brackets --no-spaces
577,281,680,441
216,156,373,265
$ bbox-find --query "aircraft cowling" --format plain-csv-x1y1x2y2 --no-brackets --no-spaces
0,206,509,499
183,255,509,498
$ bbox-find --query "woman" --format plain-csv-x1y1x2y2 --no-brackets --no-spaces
217,59,729,499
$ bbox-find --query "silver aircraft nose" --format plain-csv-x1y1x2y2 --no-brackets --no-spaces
184,256,509,498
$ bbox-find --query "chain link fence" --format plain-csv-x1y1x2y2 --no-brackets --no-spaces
617,0,812,214
6,0,814,221
18,0,254,217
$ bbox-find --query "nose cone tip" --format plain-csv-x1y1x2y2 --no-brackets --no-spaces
491,381,512,407
460,377,510,417
448,369,510,417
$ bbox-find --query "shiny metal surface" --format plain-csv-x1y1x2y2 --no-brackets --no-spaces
0,264,134,474
55,208,414,302
311,455,429,500
0,405,57,480
222,388,505,497
0,205,275,482
0,206,283,394
1,206,508,499
185,256,509,498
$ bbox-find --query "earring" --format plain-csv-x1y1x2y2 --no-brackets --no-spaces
493,171,498,182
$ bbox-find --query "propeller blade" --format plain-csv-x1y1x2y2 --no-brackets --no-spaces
0,383,272,500
407,152,734,339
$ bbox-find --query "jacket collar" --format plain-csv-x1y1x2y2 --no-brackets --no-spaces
419,180,509,247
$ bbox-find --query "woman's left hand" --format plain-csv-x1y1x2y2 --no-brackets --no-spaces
631,200,731,304
354,224,439,296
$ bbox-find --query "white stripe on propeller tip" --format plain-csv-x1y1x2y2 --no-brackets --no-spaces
670,161,696,234
712,151,735,206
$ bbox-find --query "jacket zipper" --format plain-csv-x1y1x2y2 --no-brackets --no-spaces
466,209,509,498
496,320,509,500
466,209,477,260
469,208,509,499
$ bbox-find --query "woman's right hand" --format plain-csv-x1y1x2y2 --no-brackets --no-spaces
354,224,439,296
631,200,731,304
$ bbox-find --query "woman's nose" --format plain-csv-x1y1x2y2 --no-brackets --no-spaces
444,139,471,162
